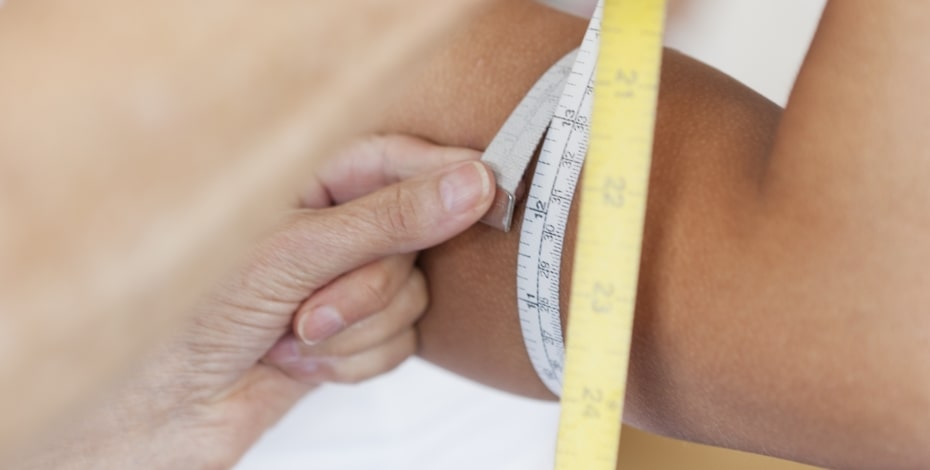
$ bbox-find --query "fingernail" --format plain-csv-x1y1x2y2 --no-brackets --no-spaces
439,162,491,213
298,306,346,345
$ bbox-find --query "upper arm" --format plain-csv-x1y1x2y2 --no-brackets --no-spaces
378,0,783,403
373,1,930,467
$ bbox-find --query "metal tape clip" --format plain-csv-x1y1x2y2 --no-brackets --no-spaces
479,50,577,231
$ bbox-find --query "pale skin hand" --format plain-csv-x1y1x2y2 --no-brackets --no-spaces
14,136,494,469
269,136,493,380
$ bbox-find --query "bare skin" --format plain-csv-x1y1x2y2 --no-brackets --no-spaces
380,1,930,468
4,0,924,467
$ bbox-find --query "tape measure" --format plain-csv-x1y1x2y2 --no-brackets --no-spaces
481,1,602,397
480,50,578,232
479,0,665,467
555,0,665,468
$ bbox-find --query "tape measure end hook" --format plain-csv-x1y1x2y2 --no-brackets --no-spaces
480,185,516,232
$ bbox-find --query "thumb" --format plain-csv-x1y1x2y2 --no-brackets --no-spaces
306,135,485,206
269,160,495,293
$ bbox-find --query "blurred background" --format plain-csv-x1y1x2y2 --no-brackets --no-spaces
237,1,828,468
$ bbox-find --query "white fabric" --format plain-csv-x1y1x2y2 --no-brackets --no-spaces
236,359,560,470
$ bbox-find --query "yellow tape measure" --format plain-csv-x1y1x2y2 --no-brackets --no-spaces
555,1,666,469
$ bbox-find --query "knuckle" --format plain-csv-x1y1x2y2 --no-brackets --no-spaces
231,213,320,304
378,188,422,241
359,266,393,313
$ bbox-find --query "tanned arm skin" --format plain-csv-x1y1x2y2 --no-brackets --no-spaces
380,1,930,468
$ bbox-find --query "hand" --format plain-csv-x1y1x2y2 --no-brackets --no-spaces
264,135,491,383
19,136,493,469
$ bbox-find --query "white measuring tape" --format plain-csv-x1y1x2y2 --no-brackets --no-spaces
482,1,667,467
479,51,577,232
480,2,603,396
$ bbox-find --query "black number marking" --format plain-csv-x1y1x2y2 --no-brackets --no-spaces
542,224,557,241
573,115,588,131
539,261,552,279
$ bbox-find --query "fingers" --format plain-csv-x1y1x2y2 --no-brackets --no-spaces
239,159,492,306
294,254,416,345
331,159,493,254
307,269,427,356
302,134,484,206
265,329,417,385
264,269,426,384
272,160,494,293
